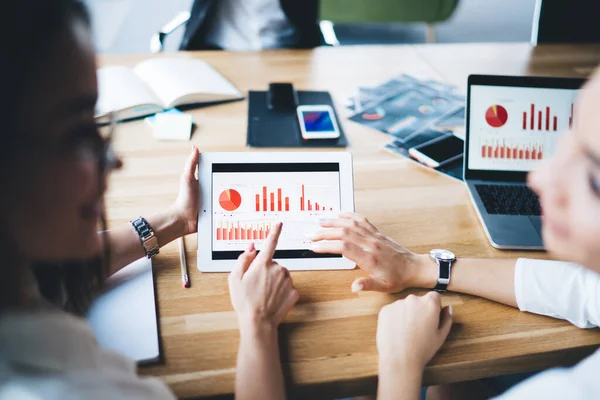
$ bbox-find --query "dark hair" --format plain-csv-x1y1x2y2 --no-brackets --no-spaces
0,0,108,315
2,1,90,149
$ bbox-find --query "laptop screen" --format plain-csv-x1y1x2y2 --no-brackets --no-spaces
468,85,580,172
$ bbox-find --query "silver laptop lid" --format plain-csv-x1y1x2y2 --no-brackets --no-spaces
464,75,584,182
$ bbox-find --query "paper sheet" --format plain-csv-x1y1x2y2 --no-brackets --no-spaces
87,257,159,363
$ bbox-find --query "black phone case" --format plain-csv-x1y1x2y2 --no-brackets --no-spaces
267,83,298,111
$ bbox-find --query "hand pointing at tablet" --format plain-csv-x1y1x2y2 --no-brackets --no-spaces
310,212,429,293
228,222,300,400
229,222,299,328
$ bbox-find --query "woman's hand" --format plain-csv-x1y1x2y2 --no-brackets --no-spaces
309,212,434,293
228,222,300,334
229,223,299,400
169,145,200,236
377,292,452,372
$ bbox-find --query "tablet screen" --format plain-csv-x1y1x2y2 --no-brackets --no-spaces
211,163,342,259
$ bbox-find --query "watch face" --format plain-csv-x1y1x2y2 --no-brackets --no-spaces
430,249,456,262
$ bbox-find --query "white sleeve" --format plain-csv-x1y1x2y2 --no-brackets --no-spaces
514,258,600,328
493,368,586,400
493,350,600,400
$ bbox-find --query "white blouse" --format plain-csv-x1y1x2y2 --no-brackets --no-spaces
0,306,174,400
496,258,600,399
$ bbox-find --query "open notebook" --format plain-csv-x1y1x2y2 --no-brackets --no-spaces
87,257,160,364
96,58,244,122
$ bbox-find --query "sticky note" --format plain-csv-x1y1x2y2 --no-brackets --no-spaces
145,108,184,127
153,112,193,141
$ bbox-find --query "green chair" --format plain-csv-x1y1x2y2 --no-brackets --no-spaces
319,0,460,44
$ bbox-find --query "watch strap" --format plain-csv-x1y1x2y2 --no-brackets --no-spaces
131,217,160,258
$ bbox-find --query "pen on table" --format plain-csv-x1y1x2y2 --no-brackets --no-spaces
178,237,190,288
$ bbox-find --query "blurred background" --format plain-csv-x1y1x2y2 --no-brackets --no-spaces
86,0,537,53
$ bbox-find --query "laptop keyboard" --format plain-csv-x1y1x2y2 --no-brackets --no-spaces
475,184,541,216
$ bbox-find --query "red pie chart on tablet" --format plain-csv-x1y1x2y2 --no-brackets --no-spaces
219,189,242,211
485,105,508,128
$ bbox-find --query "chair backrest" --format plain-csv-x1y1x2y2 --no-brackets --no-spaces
532,0,600,45
319,0,459,24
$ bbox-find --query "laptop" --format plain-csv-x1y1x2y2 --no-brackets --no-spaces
464,75,585,250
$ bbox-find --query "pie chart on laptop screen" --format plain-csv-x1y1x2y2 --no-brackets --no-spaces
485,105,508,128
219,189,242,211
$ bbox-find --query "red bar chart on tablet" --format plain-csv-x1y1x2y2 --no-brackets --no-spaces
299,184,334,211
255,186,290,212
253,184,334,212
216,220,274,241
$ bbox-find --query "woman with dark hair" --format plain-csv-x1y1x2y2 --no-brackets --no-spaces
0,1,298,399
311,71,600,398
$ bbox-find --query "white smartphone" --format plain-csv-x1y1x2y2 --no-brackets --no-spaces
408,134,464,168
296,105,341,140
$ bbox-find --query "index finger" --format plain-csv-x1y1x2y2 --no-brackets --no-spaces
256,222,283,263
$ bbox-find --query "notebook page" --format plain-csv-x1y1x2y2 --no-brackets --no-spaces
87,257,159,363
133,58,242,108
96,66,163,118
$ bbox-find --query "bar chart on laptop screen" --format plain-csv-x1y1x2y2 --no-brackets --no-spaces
212,171,341,251
469,85,579,172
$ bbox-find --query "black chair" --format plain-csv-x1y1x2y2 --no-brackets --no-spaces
532,0,600,45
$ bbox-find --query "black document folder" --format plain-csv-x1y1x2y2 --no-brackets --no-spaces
247,90,348,148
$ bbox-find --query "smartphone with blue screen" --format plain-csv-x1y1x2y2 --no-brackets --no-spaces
296,105,341,140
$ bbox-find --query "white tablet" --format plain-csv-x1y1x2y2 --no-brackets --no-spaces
197,152,355,272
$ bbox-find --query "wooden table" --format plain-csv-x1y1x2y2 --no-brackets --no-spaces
100,43,600,399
